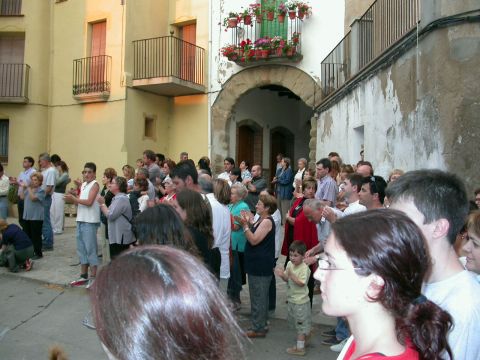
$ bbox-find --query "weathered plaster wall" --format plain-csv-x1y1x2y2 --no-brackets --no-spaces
344,0,375,34
316,21,480,193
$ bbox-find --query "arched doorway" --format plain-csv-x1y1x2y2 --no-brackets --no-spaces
270,127,294,181
211,65,322,175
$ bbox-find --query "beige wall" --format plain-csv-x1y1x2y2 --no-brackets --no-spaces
344,0,375,33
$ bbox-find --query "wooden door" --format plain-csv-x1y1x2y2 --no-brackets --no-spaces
237,125,255,167
0,36,25,96
180,24,196,82
90,21,106,88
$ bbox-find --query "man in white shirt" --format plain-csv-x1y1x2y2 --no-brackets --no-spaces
39,153,57,250
13,157,36,229
217,157,235,185
388,169,480,360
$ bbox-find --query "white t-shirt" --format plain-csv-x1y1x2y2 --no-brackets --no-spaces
217,172,232,186
42,166,57,194
206,193,231,279
423,270,480,360
343,200,366,216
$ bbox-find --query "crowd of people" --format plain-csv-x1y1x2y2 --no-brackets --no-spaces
1,149,480,360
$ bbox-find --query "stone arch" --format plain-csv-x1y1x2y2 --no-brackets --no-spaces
211,64,322,174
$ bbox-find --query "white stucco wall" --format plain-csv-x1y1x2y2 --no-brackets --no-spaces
209,0,346,103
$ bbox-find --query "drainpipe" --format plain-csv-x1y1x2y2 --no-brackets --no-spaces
207,0,214,159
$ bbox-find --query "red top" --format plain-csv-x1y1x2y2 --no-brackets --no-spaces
343,338,419,360
281,197,318,256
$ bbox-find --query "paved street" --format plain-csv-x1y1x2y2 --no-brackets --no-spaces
0,216,338,359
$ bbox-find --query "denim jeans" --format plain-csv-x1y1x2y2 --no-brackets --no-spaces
248,274,271,332
42,195,54,248
336,317,350,341
0,196,8,219
76,222,99,266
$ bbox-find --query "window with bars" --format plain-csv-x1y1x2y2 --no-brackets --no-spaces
260,0,288,38
0,120,9,163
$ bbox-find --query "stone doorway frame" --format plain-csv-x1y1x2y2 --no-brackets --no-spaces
211,64,322,174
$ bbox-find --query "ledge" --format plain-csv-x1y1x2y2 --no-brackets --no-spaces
73,91,110,103
232,53,303,67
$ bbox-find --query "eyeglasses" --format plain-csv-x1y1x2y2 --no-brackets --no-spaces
317,258,362,271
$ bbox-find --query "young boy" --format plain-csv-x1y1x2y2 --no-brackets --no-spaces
275,240,311,356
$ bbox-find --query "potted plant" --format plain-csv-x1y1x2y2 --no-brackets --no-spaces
296,2,312,19
220,44,238,61
240,8,253,26
277,3,287,23
284,41,297,57
264,2,276,21
254,37,271,59
250,3,263,23
223,12,240,28
286,1,298,20
292,31,300,45
239,39,253,61
271,36,285,56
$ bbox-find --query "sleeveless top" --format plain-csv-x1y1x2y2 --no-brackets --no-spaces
77,180,100,224
244,216,275,276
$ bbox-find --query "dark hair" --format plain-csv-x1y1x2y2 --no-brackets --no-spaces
50,154,61,164
24,156,35,166
258,193,277,215
114,176,128,193
156,153,165,163
362,175,387,204
347,173,364,193
176,189,214,248
171,161,198,185
316,158,332,172
134,178,148,192
356,160,374,175
103,167,117,181
55,160,69,172
0,163,3,172
224,157,235,166
134,204,196,254
240,160,250,169
213,179,231,205
143,150,156,162
475,188,480,196
198,157,211,176
84,162,96,173
163,159,176,172
230,167,241,178
332,209,452,360
289,240,306,255
90,246,245,360
386,169,469,244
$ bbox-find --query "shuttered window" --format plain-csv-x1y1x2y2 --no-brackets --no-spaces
0,120,9,163
260,0,288,39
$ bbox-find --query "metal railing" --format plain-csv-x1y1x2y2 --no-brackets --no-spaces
321,0,418,97
72,55,111,96
0,63,29,100
0,0,22,15
133,36,205,86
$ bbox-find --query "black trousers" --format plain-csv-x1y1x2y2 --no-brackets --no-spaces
109,243,130,260
17,199,26,229
24,220,43,257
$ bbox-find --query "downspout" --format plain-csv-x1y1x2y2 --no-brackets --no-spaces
207,0,213,159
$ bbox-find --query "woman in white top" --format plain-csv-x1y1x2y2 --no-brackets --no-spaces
292,158,307,198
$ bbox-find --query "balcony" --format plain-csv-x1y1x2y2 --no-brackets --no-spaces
132,36,205,97
321,0,418,97
72,55,111,102
0,63,29,103
225,16,304,66
0,0,22,16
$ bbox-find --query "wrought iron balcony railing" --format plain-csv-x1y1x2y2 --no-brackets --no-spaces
0,63,29,102
321,0,419,97
225,16,303,65
72,55,111,99
0,0,22,16
133,36,205,86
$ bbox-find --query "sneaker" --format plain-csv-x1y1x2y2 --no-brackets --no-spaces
70,277,89,287
245,330,266,338
85,278,95,289
321,328,336,337
330,338,348,352
321,336,341,346
286,347,306,356
25,259,33,271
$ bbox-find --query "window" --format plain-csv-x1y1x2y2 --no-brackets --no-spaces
0,120,9,163
0,0,22,16
0,34,26,97
144,115,156,140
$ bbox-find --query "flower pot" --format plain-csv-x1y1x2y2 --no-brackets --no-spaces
237,48,244,57
275,47,283,57
288,11,296,20
243,15,252,25
266,11,274,21
227,18,238,28
255,49,262,59
227,54,238,61
256,14,263,23
260,49,269,59
286,47,297,57
298,10,305,19
277,14,285,23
